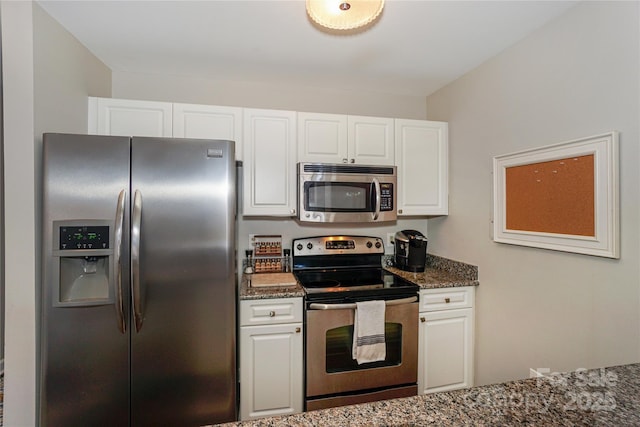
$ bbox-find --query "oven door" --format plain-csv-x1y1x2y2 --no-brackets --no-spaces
305,296,418,407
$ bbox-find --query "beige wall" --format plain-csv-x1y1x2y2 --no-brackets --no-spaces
2,2,111,424
112,71,428,119
426,1,640,386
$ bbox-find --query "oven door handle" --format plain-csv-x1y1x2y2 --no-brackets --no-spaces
308,296,417,310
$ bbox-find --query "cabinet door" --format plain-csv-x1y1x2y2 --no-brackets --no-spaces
347,115,394,165
395,119,448,216
172,103,243,160
418,308,473,394
297,112,348,163
89,97,172,137
239,323,303,420
243,109,297,216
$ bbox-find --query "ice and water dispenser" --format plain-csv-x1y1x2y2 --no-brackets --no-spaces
53,222,113,305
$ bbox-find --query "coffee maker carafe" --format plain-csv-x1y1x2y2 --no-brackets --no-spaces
394,229,428,272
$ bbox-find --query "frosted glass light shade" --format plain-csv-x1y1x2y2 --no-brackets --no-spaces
306,0,384,30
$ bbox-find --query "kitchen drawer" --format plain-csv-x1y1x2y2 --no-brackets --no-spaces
240,297,303,326
419,287,474,312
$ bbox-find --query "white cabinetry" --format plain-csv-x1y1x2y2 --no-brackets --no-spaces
297,112,347,163
239,298,303,420
395,119,448,216
89,98,243,159
243,108,297,216
298,112,394,165
418,287,474,394
88,97,172,137
172,103,243,159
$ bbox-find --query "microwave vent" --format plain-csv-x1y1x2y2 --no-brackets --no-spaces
302,164,395,175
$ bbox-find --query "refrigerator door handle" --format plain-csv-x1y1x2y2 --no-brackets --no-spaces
131,189,144,332
114,189,127,333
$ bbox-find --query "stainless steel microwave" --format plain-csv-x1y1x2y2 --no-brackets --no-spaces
297,163,397,223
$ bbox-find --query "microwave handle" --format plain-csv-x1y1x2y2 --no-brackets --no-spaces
372,177,381,220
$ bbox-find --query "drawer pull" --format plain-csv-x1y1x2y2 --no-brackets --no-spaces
295,327,301,333
420,317,426,323
269,311,276,317
445,298,450,303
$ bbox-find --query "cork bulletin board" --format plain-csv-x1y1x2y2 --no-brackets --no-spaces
493,132,619,258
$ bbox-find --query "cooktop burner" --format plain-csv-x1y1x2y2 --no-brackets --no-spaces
292,236,419,302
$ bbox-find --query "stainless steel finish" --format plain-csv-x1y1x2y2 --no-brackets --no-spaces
297,162,397,223
41,133,131,426
308,296,417,310
130,137,236,426
292,235,384,257
306,385,417,412
130,189,143,332
41,134,237,427
372,177,381,220
114,189,127,334
306,300,418,398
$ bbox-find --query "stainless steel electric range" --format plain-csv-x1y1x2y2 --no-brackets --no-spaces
292,235,420,411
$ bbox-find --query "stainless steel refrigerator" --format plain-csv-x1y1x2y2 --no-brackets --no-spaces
40,133,237,426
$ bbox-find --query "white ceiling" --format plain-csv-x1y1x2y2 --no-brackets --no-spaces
37,0,578,97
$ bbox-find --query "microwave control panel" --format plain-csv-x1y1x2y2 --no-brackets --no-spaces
380,183,394,211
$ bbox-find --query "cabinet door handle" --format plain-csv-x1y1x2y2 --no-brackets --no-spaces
295,327,301,333
269,311,276,317
445,298,451,303
420,317,426,323
342,158,348,163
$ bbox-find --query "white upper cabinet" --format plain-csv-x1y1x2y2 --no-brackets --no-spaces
298,113,394,165
172,103,243,160
88,97,172,137
348,115,394,165
243,108,297,216
297,112,348,163
395,119,448,216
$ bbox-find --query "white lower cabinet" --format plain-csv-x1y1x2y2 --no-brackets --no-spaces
418,287,475,394
239,298,303,420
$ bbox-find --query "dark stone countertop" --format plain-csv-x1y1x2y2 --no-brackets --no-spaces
239,254,479,300
238,274,305,300
216,363,640,426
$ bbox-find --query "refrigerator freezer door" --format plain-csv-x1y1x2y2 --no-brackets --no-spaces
41,133,131,426
130,137,237,426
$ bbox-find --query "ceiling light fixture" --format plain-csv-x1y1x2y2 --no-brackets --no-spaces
306,0,384,31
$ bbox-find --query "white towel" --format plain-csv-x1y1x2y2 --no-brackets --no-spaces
352,300,386,364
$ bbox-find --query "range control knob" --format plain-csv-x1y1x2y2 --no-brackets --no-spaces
296,243,303,251
307,242,313,250
375,241,382,249
366,241,373,248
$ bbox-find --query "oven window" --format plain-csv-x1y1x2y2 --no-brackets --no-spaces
325,323,402,372
305,182,372,212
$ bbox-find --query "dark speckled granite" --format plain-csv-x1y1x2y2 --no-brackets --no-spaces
383,253,479,289
239,274,305,300
215,363,640,426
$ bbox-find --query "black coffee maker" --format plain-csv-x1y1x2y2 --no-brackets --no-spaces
394,230,428,272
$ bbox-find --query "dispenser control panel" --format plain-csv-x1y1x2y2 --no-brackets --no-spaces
59,226,109,250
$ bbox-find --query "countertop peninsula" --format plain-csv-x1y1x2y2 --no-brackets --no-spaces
216,363,640,426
